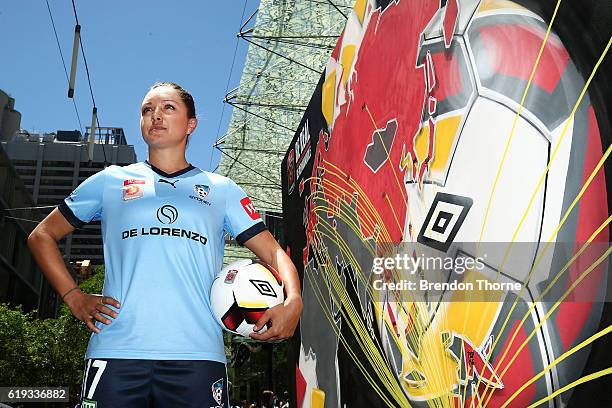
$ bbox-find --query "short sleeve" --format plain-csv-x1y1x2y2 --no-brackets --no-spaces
223,179,267,246
58,169,107,228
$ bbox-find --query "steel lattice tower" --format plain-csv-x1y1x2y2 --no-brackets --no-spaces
218,0,353,263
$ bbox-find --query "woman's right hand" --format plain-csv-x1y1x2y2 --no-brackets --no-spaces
63,289,121,333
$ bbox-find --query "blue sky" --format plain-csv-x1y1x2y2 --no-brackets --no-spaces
0,0,259,171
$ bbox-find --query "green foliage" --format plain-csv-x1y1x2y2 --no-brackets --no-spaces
226,335,290,403
77,265,105,294
0,266,105,403
0,304,32,385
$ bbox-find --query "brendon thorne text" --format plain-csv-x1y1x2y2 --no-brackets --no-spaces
372,279,522,292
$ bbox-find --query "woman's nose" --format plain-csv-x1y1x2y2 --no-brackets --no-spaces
153,107,162,121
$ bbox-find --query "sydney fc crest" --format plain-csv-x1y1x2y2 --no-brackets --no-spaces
194,184,210,198
211,378,224,405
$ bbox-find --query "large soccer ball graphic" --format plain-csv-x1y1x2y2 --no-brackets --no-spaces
211,259,285,337
288,0,610,407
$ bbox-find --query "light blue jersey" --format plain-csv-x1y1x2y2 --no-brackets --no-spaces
59,161,266,362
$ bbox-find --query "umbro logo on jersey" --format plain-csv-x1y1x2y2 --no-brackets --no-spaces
123,179,145,201
159,179,179,188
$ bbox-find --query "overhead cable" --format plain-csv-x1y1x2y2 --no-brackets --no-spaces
44,0,84,135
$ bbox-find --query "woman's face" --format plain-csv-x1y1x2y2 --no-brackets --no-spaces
140,86,197,149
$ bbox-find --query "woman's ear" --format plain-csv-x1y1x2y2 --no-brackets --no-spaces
187,117,198,135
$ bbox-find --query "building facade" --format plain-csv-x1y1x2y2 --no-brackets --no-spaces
2,127,137,265
0,90,51,314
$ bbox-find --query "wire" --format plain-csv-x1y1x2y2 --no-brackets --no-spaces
77,42,94,103
225,99,296,132
3,215,94,233
215,146,280,186
261,212,284,219
239,36,322,74
70,0,79,24
210,0,250,172
242,193,281,211
70,0,108,165
326,0,348,19
44,0,84,136
3,216,43,224
3,205,58,211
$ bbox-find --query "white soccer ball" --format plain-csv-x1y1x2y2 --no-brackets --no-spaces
211,259,285,337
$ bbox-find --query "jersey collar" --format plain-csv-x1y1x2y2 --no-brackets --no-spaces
145,160,195,178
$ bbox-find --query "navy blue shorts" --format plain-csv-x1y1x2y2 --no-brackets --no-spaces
79,359,229,408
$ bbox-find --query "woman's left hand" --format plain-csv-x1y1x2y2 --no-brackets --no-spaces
250,295,303,341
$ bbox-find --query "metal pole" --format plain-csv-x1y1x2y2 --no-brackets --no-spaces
88,107,97,162
68,24,80,98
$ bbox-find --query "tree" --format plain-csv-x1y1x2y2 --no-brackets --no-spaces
226,334,290,403
0,266,104,405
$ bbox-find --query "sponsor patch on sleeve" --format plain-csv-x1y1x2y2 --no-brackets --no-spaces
240,197,260,220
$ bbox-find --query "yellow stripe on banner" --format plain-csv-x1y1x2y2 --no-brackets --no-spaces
311,388,325,408
501,324,612,408
306,230,409,406
322,70,337,126
340,45,356,86
413,125,429,167
353,0,367,24
430,115,461,172
526,367,612,408
413,115,462,174
478,0,528,12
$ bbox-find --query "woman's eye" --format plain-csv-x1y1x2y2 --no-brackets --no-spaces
165,104,175,110
142,107,152,114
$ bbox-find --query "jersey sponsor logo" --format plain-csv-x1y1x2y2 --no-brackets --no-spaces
121,227,208,245
156,205,179,224
211,378,224,405
240,197,260,220
123,179,145,201
194,184,210,198
121,204,206,245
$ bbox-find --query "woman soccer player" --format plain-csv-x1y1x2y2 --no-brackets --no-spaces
27,82,303,407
